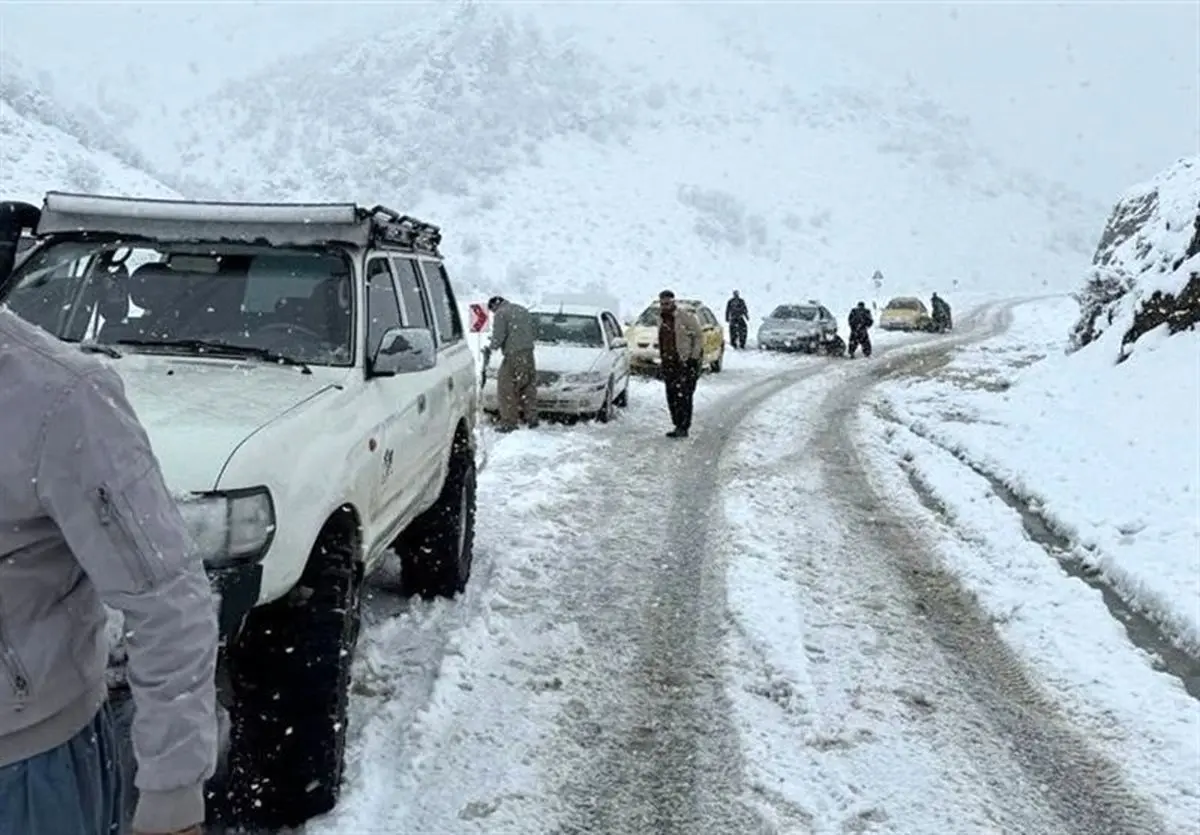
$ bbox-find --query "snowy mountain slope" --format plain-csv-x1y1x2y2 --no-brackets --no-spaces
0,98,181,204
1070,156,1200,358
149,3,1099,314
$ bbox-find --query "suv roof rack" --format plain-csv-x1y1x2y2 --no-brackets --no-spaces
34,192,442,256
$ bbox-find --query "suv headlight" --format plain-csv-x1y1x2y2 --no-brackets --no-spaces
178,487,276,568
562,371,607,385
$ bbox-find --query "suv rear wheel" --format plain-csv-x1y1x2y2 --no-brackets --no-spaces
396,430,477,599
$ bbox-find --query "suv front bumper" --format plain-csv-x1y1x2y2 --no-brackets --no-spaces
209,561,264,643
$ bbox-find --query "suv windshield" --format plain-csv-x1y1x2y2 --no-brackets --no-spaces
635,305,661,327
534,312,605,347
5,240,355,366
769,305,818,321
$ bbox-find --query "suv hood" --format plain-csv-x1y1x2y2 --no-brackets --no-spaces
115,357,338,492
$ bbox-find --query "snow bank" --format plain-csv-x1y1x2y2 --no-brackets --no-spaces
1071,155,1200,359
873,296,1200,651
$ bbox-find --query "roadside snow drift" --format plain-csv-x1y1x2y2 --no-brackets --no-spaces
871,156,1200,651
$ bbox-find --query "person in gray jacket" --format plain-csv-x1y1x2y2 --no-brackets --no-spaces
0,204,218,835
483,295,538,432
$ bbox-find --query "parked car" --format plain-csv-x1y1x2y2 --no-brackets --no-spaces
756,301,840,352
0,191,479,831
879,296,933,331
625,297,725,374
481,302,630,421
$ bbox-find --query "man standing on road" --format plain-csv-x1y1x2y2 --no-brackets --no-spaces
483,295,538,432
0,202,219,835
847,300,874,358
658,289,704,438
724,290,749,350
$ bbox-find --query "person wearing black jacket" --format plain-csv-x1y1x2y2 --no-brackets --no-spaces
724,291,749,350
847,301,873,358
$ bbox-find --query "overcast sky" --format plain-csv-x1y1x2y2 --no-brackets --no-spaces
1,1,1195,203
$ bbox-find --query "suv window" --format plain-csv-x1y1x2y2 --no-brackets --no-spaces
365,258,402,356
418,260,463,346
698,307,719,327
6,241,355,366
391,257,433,330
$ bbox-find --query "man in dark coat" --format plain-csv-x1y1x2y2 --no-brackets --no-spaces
724,290,749,350
847,301,873,358
658,290,704,438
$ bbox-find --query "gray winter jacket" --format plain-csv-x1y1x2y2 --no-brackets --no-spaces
487,301,536,356
0,309,219,833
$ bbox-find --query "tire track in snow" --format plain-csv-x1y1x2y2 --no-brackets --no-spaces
818,300,1166,835
552,358,832,835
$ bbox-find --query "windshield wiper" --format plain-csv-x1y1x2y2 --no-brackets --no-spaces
113,338,312,374
79,341,122,358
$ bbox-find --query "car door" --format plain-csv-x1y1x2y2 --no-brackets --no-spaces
601,311,629,387
818,306,836,338
363,256,436,528
414,258,475,493
698,306,722,360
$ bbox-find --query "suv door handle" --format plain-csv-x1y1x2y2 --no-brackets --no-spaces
417,394,427,413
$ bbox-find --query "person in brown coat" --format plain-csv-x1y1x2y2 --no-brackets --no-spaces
657,289,704,438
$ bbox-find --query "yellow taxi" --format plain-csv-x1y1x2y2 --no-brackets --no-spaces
625,298,726,374
879,296,933,331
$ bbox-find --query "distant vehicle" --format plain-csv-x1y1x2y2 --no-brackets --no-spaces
756,301,839,353
625,298,725,374
879,296,933,331
1,191,479,831
481,302,630,421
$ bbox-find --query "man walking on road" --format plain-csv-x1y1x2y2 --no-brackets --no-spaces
484,295,539,432
0,201,219,835
847,300,874,358
724,290,749,350
658,289,704,438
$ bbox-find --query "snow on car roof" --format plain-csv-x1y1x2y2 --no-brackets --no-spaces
530,303,607,318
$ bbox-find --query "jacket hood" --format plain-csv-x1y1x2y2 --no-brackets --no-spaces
115,356,339,492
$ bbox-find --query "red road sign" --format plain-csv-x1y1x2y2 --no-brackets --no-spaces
468,303,489,333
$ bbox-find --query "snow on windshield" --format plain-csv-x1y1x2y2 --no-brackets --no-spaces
6,241,355,366
769,305,818,321
534,313,605,347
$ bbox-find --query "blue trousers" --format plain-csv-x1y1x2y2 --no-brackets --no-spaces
0,705,124,835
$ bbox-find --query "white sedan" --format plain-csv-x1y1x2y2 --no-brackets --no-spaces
482,303,631,422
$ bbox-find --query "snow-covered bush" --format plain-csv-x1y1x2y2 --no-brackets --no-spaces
1069,156,1200,361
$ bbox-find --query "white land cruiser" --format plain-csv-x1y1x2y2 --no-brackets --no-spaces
1,192,479,829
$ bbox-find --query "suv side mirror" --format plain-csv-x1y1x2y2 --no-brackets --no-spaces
0,202,41,288
368,327,436,377
609,336,627,350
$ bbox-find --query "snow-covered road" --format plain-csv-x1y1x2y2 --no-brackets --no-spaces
293,302,1190,835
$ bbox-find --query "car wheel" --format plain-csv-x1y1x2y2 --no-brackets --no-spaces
596,379,616,423
396,430,477,599
218,518,364,830
614,380,629,408
710,350,723,373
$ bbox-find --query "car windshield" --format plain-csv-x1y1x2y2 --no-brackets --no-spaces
5,240,355,366
533,312,605,347
769,305,818,321
886,298,921,310
635,305,661,326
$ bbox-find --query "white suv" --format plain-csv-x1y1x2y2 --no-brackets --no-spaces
2,192,479,829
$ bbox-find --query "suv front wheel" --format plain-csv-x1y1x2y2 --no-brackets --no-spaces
216,513,363,829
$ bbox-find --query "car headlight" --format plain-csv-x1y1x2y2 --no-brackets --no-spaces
562,371,607,385
177,487,276,568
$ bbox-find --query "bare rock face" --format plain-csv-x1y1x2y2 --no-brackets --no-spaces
1069,156,1200,361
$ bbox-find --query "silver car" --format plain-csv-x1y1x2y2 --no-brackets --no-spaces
757,302,839,352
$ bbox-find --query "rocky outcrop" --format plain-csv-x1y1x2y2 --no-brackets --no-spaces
1069,156,1200,361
